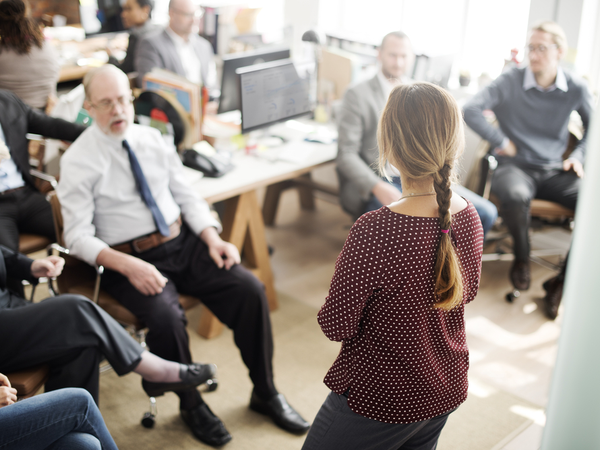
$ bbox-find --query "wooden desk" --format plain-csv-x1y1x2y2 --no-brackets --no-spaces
186,140,337,338
56,34,128,83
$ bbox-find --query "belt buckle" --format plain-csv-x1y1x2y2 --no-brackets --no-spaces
131,239,145,253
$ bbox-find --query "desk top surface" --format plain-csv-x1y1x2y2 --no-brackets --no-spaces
184,140,337,203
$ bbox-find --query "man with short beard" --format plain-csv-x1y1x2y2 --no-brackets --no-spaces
336,31,497,235
57,64,309,447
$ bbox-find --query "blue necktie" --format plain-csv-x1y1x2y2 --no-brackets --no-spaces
122,140,170,237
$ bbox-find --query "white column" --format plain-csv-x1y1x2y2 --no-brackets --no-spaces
540,110,600,447
284,0,320,58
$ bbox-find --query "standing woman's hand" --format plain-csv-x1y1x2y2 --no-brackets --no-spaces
0,373,17,408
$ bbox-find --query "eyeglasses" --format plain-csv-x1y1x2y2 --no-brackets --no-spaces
526,44,558,54
170,6,204,19
89,96,135,113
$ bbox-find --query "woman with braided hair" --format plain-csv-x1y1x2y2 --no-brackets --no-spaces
0,0,60,110
303,82,484,450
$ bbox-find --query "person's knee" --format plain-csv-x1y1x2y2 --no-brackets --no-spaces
144,300,187,333
496,185,532,209
50,432,102,450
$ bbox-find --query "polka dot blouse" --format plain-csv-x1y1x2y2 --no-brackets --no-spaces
318,202,484,424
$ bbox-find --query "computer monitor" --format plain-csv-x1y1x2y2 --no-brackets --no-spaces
238,59,317,134
412,54,454,89
217,46,291,114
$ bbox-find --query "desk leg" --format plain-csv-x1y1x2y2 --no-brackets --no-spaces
263,174,317,226
297,173,316,211
196,191,277,338
221,191,278,310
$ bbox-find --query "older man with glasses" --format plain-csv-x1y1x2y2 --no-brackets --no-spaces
57,64,309,447
463,21,593,319
135,0,218,99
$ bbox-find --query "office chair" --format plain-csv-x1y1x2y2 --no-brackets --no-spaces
472,147,575,303
5,366,50,400
47,192,217,428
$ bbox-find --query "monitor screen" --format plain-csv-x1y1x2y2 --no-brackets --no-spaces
218,46,290,114
238,59,317,134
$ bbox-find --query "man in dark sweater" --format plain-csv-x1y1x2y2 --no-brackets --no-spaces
463,21,593,319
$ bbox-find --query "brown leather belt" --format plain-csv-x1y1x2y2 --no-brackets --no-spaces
112,217,182,254
0,186,26,196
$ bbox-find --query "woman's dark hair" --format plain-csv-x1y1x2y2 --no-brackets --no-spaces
0,0,44,54
135,0,154,16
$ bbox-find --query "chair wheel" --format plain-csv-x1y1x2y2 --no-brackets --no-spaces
506,290,520,303
205,378,218,392
141,412,155,428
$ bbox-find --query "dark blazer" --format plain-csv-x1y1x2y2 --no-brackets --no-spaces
0,245,34,308
0,90,86,190
135,29,215,89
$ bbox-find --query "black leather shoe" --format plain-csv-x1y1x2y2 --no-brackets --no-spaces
181,403,232,447
142,363,217,397
249,391,310,434
542,275,563,320
510,260,531,291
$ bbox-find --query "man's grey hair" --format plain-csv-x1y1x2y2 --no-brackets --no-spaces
83,64,130,100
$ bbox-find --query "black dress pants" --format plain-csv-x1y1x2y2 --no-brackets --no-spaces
491,163,579,262
0,295,143,403
100,225,276,409
0,186,56,295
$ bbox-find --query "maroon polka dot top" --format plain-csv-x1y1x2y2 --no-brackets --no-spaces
318,202,484,424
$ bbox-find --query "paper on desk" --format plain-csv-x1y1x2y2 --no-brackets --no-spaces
274,142,316,164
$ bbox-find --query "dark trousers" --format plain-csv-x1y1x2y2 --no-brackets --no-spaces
0,186,56,251
0,186,56,295
0,295,143,403
491,163,579,261
100,225,276,409
302,391,455,450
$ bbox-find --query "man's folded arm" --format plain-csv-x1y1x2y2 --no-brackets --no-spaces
463,78,508,150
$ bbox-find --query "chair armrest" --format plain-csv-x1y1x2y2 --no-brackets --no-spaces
30,169,57,193
47,243,104,304
478,153,498,200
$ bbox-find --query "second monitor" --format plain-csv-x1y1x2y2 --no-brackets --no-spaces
218,46,291,114
238,59,317,134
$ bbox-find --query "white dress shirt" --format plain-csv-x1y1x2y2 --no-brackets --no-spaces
165,27,202,85
523,66,568,93
0,124,25,192
57,123,221,266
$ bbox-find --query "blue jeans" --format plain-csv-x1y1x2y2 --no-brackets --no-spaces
364,178,497,237
0,388,117,450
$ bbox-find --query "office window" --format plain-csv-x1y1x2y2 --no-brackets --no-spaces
319,0,531,81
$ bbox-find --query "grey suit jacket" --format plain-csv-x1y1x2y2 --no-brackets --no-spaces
336,75,387,218
135,29,216,90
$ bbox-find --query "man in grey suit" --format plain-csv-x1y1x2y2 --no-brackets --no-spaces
135,0,217,96
337,31,497,235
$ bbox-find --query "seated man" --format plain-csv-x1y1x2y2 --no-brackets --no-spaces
463,21,592,318
0,90,85,291
107,0,160,81
0,244,218,405
57,64,309,447
135,0,217,95
337,31,497,234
